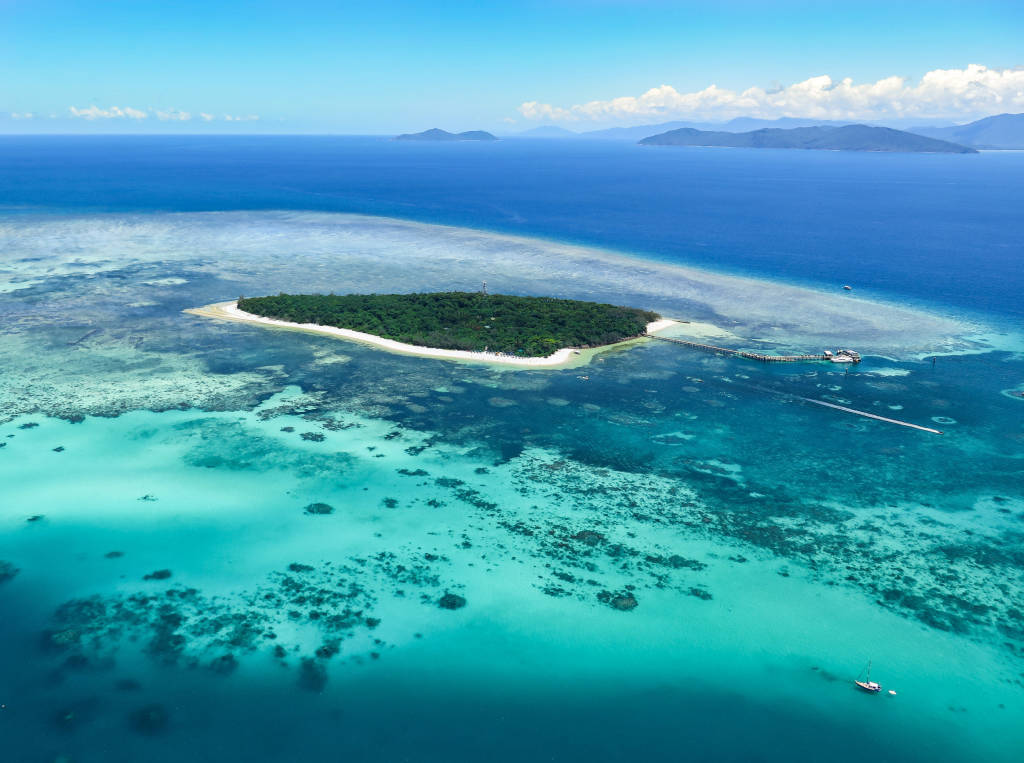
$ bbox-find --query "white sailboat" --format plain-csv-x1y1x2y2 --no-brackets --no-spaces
854,660,882,693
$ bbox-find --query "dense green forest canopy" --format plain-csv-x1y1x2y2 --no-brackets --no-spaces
237,292,659,357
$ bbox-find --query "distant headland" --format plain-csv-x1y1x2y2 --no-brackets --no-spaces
639,124,977,153
188,292,676,368
395,128,498,142
908,112,1024,150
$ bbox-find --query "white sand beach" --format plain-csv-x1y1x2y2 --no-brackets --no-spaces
644,318,678,334
186,301,679,369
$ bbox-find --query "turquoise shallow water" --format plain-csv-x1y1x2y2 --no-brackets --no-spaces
1,180,1023,758
3,387,1022,761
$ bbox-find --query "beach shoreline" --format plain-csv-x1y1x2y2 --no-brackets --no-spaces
186,301,680,368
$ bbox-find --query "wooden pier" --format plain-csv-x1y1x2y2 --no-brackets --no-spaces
649,335,827,363
648,334,941,435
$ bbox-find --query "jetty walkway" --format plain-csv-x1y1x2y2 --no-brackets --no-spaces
648,334,942,434
649,335,827,363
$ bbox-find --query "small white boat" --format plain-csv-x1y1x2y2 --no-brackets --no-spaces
829,349,862,364
843,285,852,291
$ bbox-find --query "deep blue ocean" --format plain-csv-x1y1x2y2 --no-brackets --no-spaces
1,137,1022,763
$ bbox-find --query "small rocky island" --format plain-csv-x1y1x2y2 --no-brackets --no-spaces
236,292,659,357
395,128,498,142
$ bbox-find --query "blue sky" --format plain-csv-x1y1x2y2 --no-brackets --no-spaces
2,0,1022,133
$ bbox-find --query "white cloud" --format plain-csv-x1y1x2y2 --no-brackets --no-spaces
156,109,191,121
519,64,1024,124
518,102,574,121
63,106,260,124
69,105,148,120
11,112,35,119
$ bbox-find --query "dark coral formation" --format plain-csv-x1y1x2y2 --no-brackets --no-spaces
128,703,169,736
0,560,18,584
600,591,639,611
208,654,239,675
297,657,327,692
39,549,463,690
303,502,334,515
438,593,466,610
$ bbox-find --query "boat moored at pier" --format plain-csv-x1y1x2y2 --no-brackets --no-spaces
824,349,862,364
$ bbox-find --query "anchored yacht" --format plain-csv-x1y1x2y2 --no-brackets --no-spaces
854,661,882,693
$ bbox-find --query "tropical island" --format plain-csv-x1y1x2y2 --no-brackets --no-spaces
395,128,498,142
240,292,659,355
188,292,676,368
639,124,977,153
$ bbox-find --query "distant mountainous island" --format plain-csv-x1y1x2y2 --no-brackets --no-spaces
395,128,498,142
509,114,1024,147
582,117,856,141
909,113,1024,150
639,124,977,153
